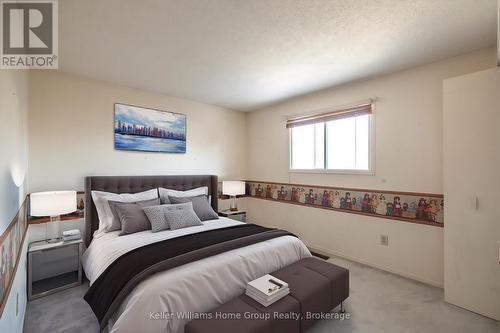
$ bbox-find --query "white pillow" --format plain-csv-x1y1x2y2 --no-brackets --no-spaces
91,189,158,236
158,186,209,204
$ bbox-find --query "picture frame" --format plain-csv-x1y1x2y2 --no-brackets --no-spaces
114,103,186,153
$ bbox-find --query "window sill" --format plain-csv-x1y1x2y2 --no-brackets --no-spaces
288,169,375,175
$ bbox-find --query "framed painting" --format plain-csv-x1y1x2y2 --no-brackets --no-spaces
114,103,186,153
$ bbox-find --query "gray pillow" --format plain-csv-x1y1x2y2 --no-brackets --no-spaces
168,195,219,221
108,198,160,231
163,202,202,230
143,204,173,232
114,202,154,236
158,187,208,205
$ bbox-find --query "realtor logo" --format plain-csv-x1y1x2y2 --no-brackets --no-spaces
1,0,58,69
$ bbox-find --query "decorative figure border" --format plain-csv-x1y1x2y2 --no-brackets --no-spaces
0,197,29,315
246,181,444,227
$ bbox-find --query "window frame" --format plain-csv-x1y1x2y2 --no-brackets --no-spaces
288,109,375,175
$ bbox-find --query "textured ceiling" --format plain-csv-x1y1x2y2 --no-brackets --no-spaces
59,0,497,111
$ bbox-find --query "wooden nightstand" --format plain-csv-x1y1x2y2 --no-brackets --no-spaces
28,238,83,300
219,210,246,222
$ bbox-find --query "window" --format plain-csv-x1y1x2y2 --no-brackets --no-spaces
290,123,324,169
288,102,373,173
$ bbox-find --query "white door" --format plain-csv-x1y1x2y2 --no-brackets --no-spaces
443,67,500,320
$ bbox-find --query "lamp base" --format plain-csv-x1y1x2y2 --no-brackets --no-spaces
46,216,62,242
230,196,238,211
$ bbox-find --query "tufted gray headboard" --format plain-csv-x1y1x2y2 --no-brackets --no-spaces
84,175,219,247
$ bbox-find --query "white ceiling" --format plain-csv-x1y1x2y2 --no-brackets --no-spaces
59,0,497,111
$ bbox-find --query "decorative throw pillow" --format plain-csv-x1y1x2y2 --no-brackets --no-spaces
158,186,208,204
143,204,172,232
163,202,202,230
108,198,160,231
168,195,219,221
91,189,159,235
113,203,150,236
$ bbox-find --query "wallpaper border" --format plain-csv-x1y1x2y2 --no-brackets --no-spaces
245,180,444,227
0,196,29,316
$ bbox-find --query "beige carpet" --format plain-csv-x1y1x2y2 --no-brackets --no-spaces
24,256,499,333
309,256,499,333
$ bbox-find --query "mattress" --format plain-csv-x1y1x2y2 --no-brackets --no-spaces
82,217,311,333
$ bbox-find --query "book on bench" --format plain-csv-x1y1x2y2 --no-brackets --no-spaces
245,274,289,307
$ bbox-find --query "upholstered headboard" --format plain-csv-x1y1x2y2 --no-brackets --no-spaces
84,175,219,247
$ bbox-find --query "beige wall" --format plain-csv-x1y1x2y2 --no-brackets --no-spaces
0,71,29,229
19,48,499,295
443,67,500,320
0,70,29,332
28,71,247,192
245,47,497,287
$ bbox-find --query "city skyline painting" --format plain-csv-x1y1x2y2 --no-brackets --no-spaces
114,103,186,153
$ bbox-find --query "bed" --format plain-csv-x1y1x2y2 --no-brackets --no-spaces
81,175,311,333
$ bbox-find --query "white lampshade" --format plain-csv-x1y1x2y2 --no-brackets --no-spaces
222,181,245,196
30,191,77,217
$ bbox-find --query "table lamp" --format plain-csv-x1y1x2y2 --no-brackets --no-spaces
222,181,245,211
30,191,77,243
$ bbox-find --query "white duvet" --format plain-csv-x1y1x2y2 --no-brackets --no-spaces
82,218,311,333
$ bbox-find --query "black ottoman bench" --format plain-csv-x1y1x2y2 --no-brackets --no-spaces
185,257,349,333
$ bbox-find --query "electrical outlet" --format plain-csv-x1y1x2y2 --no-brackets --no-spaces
380,235,389,246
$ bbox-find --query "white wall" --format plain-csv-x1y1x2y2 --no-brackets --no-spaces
3,47,496,331
245,47,496,287
0,70,30,332
28,71,247,192
0,71,29,229
247,198,444,286
443,67,500,320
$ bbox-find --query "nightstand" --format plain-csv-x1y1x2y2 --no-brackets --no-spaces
219,210,246,222
28,238,83,300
